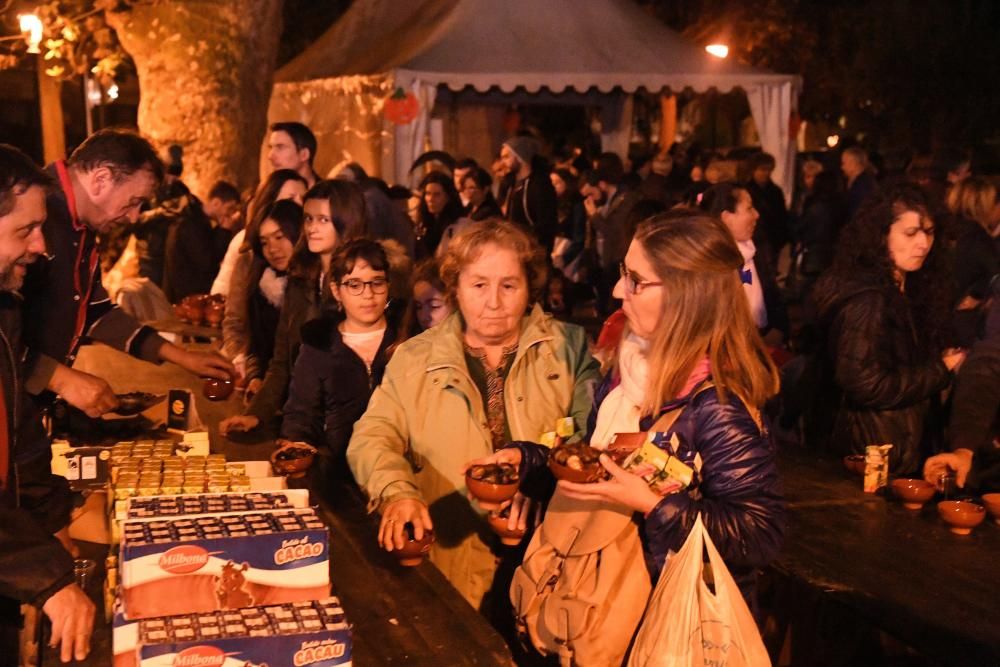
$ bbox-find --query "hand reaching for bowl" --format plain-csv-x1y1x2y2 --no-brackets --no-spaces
219,414,259,436
558,454,664,515
379,498,433,552
923,448,974,489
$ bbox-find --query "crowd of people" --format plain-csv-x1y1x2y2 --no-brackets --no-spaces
0,116,997,664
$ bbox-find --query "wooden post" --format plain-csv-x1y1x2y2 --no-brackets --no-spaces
36,61,66,163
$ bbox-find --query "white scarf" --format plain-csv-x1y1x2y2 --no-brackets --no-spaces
591,333,648,448
258,267,287,309
738,240,767,329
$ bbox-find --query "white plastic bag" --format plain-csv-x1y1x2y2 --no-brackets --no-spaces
628,514,771,667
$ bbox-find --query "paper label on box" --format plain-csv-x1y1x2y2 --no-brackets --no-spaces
82,455,97,480
65,456,80,481
138,633,352,667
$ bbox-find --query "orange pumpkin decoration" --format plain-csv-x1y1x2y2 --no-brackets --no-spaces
385,87,420,125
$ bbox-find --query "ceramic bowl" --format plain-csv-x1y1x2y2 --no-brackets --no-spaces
465,463,519,504
842,454,866,476
269,441,317,478
981,493,1000,525
487,510,526,546
391,525,435,567
204,302,224,327
172,303,189,323
203,376,234,401
113,392,166,416
548,443,606,484
937,500,986,535
890,478,935,510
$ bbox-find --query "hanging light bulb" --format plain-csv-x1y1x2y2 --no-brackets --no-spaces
106,83,119,101
19,14,43,55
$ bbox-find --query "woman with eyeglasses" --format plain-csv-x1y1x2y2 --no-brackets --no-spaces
468,212,784,658
280,239,398,491
219,180,367,437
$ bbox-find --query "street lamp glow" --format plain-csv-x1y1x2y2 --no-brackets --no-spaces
826,135,840,148
705,44,729,59
19,13,43,54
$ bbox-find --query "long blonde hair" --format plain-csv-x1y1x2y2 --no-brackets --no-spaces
634,211,779,414
946,176,997,233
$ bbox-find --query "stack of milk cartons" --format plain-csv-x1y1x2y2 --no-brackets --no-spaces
112,490,351,666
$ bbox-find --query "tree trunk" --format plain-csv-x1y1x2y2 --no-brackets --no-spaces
107,1,283,199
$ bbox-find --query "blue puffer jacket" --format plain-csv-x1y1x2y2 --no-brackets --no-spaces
514,372,785,599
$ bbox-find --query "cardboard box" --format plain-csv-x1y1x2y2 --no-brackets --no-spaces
135,598,351,666
111,490,310,545
119,509,330,620
53,444,113,490
69,489,111,544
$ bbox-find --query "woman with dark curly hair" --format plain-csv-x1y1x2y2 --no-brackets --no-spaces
811,183,965,474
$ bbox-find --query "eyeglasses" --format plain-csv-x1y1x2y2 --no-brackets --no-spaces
340,278,389,296
619,262,663,295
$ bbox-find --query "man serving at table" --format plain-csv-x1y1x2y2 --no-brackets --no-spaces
20,128,234,419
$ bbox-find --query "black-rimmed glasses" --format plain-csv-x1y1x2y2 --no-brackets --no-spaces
340,278,389,296
619,262,663,295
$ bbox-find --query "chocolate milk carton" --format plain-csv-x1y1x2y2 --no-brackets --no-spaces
136,598,352,666
120,509,329,620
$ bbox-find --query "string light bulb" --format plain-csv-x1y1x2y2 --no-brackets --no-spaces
19,13,43,54
705,44,729,59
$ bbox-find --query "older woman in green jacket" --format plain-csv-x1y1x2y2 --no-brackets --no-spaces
348,220,599,610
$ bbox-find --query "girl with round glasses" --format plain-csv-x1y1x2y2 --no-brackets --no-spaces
281,239,398,493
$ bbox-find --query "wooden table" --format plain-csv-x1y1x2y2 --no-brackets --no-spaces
766,449,1000,666
144,318,222,342
45,343,513,665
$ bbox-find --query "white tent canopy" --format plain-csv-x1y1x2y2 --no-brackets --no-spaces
271,0,801,197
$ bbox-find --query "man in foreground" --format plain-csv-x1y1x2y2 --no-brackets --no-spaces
0,144,95,663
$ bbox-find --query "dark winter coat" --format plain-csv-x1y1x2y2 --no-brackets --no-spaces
813,274,951,474
950,337,1000,492
554,194,587,269
590,188,640,271
466,196,502,222
795,196,844,278
846,171,878,222
0,291,74,619
754,241,790,338
281,314,396,482
513,372,784,602
747,178,791,254
949,216,999,303
245,274,325,425
504,170,558,252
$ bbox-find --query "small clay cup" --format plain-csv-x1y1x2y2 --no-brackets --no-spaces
270,441,317,479
392,525,434,567
172,303,189,323
204,302,224,327
981,493,1000,526
937,500,986,536
202,376,234,401
465,468,519,504
890,478,935,510
488,510,526,546
842,454,866,476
